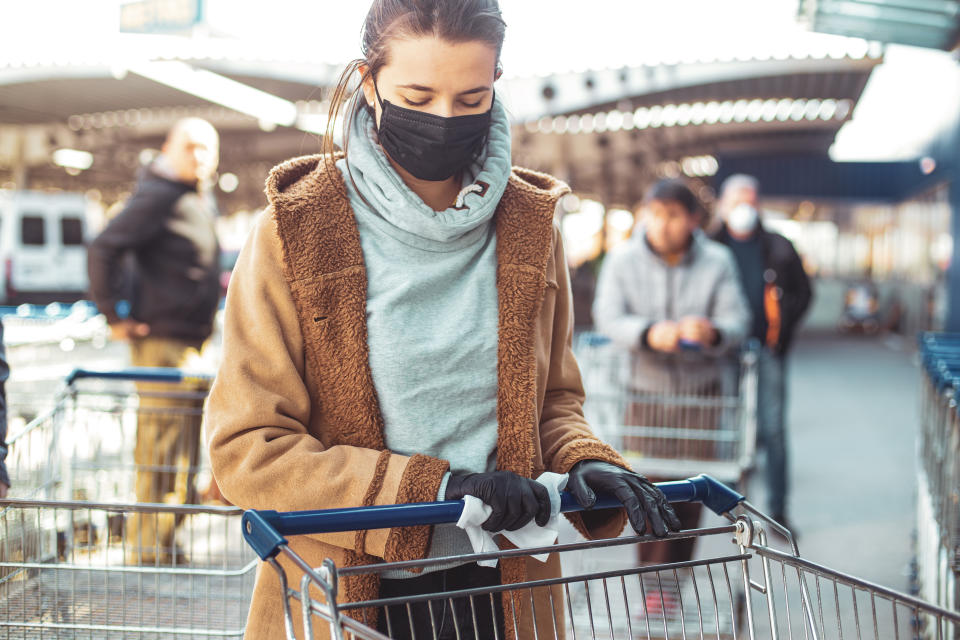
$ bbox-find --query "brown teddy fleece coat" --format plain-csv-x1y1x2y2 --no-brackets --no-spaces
206,154,631,639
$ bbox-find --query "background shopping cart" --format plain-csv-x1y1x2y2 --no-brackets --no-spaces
0,368,256,639
575,332,758,487
243,475,960,640
0,302,108,352
916,333,960,620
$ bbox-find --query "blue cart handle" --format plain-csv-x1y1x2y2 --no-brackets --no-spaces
65,367,215,386
242,474,743,560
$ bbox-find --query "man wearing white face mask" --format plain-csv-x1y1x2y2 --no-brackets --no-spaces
713,174,812,532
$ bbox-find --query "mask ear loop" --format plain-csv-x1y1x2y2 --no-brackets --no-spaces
474,63,501,165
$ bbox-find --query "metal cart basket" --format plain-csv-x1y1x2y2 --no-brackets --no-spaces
576,333,758,485
0,368,257,639
243,475,960,640
917,333,960,619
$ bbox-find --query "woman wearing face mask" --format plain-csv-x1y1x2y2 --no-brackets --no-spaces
206,1,680,638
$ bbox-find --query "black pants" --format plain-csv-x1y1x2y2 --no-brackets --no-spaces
376,563,505,640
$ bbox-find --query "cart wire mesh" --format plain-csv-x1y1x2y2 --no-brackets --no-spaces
243,477,960,640
917,333,960,621
576,333,758,484
0,369,256,639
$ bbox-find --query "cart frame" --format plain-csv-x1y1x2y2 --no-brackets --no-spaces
576,333,759,484
0,368,257,639
243,475,960,640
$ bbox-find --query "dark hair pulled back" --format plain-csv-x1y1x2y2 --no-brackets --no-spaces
322,0,506,176
644,178,703,217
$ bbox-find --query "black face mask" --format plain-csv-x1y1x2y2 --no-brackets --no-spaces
373,82,493,182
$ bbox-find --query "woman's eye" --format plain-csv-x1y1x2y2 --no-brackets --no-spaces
402,97,430,107
461,100,483,109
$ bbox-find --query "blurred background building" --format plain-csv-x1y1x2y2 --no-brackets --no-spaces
2,0,959,337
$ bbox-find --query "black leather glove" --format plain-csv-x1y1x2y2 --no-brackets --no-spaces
445,471,552,532
567,460,682,537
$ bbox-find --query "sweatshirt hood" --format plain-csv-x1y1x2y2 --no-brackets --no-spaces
334,97,511,247
265,157,570,223
264,107,569,225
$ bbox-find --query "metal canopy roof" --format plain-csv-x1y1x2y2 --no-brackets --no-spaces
0,50,882,211
512,56,880,206
0,42,880,126
2,74,211,125
0,65,332,126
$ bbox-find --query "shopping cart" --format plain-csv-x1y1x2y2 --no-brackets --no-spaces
7,367,217,503
575,333,758,486
916,333,960,617
0,368,257,639
242,475,960,640
0,302,108,350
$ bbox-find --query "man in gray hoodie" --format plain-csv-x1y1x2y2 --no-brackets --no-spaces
593,179,750,569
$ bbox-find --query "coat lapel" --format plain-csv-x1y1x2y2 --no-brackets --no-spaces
269,154,387,452
493,171,567,629
493,172,564,478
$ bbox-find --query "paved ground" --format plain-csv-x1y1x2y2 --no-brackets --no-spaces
764,331,917,591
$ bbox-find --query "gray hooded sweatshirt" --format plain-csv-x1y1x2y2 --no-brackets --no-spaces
592,228,752,391
336,98,513,575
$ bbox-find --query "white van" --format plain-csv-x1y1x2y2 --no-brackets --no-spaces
0,191,89,304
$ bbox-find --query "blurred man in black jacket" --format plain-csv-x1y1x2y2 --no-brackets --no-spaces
713,174,812,531
88,118,220,564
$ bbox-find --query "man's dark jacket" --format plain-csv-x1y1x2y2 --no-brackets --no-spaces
713,222,812,355
88,166,220,342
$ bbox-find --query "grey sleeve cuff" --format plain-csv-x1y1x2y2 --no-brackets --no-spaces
437,471,452,501
597,317,651,351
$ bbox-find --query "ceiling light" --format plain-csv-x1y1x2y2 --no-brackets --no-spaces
52,149,93,170
218,173,239,193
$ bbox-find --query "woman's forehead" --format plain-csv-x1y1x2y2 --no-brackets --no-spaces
379,36,497,89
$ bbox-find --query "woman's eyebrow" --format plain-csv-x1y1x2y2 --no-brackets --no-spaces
396,84,490,95
397,83,434,92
